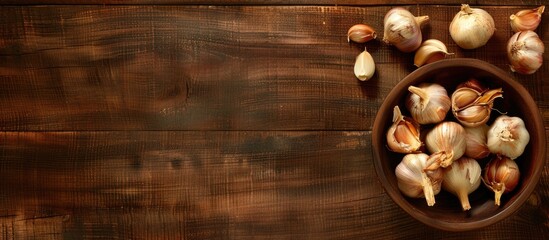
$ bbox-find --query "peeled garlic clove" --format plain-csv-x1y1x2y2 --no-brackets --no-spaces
487,115,530,159
348,24,377,43
483,155,520,206
464,124,490,159
386,106,422,153
424,121,467,170
450,4,495,49
510,6,544,32
414,39,453,67
383,7,429,52
405,83,451,125
442,157,482,211
354,48,376,81
507,30,545,75
395,153,442,206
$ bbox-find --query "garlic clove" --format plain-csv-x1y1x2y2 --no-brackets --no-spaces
451,88,481,110
510,6,544,32
414,39,454,67
454,105,491,127
386,106,422,154
347,24,377,43
507,30,545,75
383,7,429,52
354,48,376,81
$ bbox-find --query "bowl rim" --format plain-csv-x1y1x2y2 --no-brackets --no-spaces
371,58,546,231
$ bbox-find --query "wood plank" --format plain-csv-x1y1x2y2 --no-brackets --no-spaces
0,130,547,238
0,0,547,6
0,5,548,131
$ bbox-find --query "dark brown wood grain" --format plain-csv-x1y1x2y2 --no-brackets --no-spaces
1,2,548,239
0,131,547,239
1,5,547,131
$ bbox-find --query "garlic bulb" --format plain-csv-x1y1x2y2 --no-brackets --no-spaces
405,83,451,124
483,155,520,206
451,79,503,127
487,115,530,159
383,7,429,52
396,153,443,206
510,6,544,32
386,106,422,153
354,48,376,81
449,4,495,49
348,24,377,43
464,124,490,159
442,157,482,211
414,39,453,67
424,121,466,170
507,30,545,75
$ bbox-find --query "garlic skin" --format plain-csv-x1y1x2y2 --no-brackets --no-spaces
405,83,451,125
354,48,376,81
451,79,503,127
414,39,453,67
483,155,520,206
348,24,377,43
424,121,466,170
383,7,429,52
396,153,442,206
507,30,545,75
510,6,544,32
450,4,495,49
487,115,530,159
464,124,490,159
442,157,482,211
386,106,422,153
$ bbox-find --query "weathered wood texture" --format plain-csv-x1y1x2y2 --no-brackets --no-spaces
0,131,547,239
1,5,548,131
0,0,548,6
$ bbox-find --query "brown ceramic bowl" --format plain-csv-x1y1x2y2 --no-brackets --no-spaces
372,58,546,231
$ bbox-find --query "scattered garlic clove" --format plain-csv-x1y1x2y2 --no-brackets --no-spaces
483,155,520,206
414,39,453,67
450,4,495,49
442,157,482,211
386,106,422,154
347,24,377,43
396,153,443,206
354,48,376,81
507,30,545,75
487,115,530,159
383,7,429,52
510,5,544,32
405,83,451,125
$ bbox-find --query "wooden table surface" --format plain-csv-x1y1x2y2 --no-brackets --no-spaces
1,0,548,239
